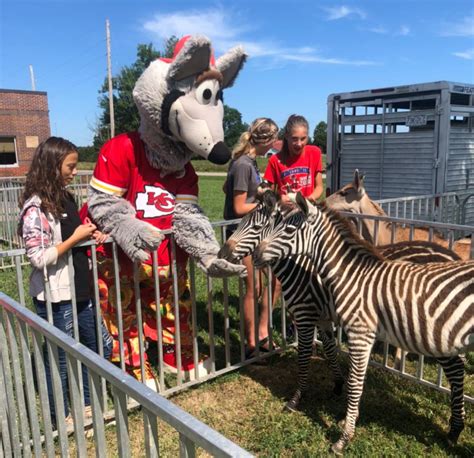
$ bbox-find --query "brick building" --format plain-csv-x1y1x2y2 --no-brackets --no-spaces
0,89,51,177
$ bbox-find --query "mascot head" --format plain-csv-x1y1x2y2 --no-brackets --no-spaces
133,35,247,173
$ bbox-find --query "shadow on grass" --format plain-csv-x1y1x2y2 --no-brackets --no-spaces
239,348,473,456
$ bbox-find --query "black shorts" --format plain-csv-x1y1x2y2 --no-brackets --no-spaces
224,223,238,241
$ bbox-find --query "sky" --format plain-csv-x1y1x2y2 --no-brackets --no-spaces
1,0,473,146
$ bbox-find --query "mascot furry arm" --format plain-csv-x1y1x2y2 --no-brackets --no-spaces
87,35,246,277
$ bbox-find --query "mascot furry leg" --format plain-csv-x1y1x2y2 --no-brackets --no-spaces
87,35,247,389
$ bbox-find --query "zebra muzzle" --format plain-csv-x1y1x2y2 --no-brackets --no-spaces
217,240,237,262
252,241,269,267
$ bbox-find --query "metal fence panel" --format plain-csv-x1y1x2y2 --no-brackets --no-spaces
0,292,253,457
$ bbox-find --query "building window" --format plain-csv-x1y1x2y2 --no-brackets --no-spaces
0,137,18,166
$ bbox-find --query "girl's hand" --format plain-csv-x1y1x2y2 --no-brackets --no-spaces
280,193,291,203
73,222,97,242
92,230,108,244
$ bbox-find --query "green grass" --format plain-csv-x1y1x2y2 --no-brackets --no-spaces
2,175,473,456
198,176,227,221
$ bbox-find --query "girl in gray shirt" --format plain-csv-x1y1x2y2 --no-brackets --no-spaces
223,118,279,358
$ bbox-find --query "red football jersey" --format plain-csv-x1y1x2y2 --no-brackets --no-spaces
90,132,198,266
263,145,323,197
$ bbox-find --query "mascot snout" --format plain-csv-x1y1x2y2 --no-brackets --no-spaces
208,141,230,164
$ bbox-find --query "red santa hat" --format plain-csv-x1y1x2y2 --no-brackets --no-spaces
160,35,216,66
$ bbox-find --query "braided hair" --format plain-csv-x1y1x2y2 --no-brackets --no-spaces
232,117,279,160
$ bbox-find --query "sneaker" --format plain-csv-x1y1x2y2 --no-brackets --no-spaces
127,361,160,392
162,345,212,381
65,414,75,432
84,405,93,420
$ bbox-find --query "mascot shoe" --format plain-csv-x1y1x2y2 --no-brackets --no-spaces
127,361,160,392
162,344,212,381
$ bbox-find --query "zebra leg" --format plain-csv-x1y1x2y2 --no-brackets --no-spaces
437,355,466,445
317,322,344,396
284,322,315,412
332,330,375,456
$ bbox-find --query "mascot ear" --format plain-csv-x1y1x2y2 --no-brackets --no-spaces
167,35,212,82
215,46,247,89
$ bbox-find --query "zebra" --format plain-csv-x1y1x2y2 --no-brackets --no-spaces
219,190,463,414
220,191,345,407
252,192,473,455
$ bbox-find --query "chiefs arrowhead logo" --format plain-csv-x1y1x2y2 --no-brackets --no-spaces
135,185,175,217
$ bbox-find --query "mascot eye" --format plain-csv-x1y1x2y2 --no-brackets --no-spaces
195,80,219,105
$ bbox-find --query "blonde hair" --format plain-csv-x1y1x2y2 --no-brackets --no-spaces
232,117,278,160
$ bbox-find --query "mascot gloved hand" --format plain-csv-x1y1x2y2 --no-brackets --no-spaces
86,35,247,388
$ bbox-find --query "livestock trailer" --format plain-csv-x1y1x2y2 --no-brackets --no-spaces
326,81,474,225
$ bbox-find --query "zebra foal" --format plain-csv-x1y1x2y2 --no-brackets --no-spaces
252,193,473,455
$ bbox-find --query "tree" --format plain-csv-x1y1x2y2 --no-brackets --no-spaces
223,105,248,149
312,121,327,153
93,38,178,149
77,146,98,163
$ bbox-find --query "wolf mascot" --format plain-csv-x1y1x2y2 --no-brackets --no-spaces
87,36,246,388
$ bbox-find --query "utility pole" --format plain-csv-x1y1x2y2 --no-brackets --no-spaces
29,65,36,91
106,19,115,138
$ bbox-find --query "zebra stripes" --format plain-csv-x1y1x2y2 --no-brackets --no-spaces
252,193,473,454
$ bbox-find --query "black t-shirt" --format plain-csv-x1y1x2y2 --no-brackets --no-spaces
60,194,91,302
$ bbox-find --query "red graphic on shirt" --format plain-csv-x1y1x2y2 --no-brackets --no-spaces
135,185,175,218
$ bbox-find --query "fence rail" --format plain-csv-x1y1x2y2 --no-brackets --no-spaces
378,189,474,232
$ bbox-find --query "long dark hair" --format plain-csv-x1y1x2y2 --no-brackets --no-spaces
279,114,309,162
20,136,77,219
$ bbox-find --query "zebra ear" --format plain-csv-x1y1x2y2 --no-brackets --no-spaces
354,169,365,194
353,169,361,189
295,192,309,216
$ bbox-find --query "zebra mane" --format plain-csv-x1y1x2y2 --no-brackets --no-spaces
316,201,384,260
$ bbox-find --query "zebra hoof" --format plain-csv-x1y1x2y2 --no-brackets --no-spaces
330,440,345,456
283,399,299,413
447,426,462,446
